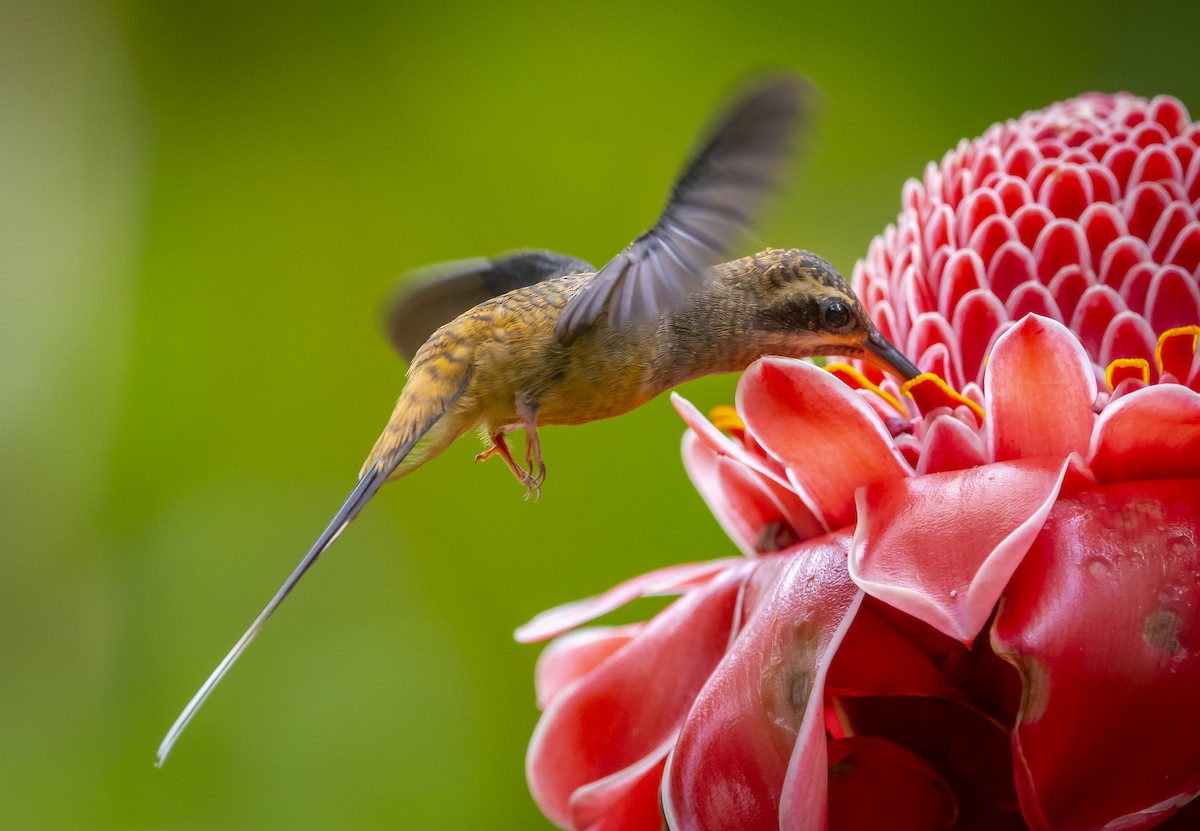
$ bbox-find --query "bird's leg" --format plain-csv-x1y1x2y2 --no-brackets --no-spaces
475,398,545,499
515,397,545,501
475,428,527,483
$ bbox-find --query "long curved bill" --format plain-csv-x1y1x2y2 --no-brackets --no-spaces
864,330,921,380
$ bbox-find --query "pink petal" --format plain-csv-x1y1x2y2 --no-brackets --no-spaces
527,567,746,827
662,537,861,831
737,358,912,530
535,625,642,709
515,558,740,643
682,431,824,556
849,456,1079,643
992,480,1200,831
914,412,987,475
570,752,667,831
672,393,790,490
825,737,958,831
1089,384,1200,483
985,314,1097,462
1045,264,1092,326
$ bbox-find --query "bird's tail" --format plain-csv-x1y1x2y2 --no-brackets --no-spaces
155,395,465,766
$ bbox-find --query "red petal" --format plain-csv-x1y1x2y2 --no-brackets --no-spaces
985,314,1096,462
527,568,745,827
1084,161,1121,204
1037,164,1092,221
1099,310,1160,373
986,240,1039,303
663,537,861,831
1079,202,1128,272
515,558,740,643
1089,385,1200,483
536,625,642,709
992,481,1200,831
827,600,967,702
1119,262,1157,315
994,174,1035,214
1146,265,1200,334
850,456,1077,643
1070,284,1127,362
1013,203,1054,250
952,288,1009,386
1102,142,1139,194
1033,219,1091,282
968,212,1019,264
1005,141,1041,180
1149,95,1190,137
1149,202,1194,263
737,358,912,530
1005,282,1063,324
1046,264,1092,325
957,188,1005,243
833,695,1020,827
936,249,987,318
1098,235,1153,292
1128,143,1185,190
826,737,957,831
1125,181,1173,242
1164,221,1200,274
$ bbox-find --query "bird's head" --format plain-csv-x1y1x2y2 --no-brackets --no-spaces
735,248,920,381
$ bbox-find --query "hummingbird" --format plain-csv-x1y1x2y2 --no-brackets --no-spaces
156,74,920,765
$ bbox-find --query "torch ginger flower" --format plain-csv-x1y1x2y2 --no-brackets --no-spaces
519,92,1200,830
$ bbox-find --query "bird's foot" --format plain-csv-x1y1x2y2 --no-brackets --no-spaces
478,430,545,500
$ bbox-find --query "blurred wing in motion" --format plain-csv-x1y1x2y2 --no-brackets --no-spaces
384,250,594,362
555,73,815,345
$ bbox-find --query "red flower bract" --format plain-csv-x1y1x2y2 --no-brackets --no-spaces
519,93,1200,830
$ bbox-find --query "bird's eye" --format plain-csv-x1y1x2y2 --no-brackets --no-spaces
823,300,852,330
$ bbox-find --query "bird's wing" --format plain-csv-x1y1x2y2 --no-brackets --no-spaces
555,74,814,345
384,250,594,363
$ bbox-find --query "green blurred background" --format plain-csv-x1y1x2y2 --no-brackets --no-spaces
2,0,1196,827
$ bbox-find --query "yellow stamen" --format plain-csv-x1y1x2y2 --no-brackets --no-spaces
1104,357,1151,390
900,372,986,424
709,405,746,433
824,362,906,414
1155,325,1200,378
